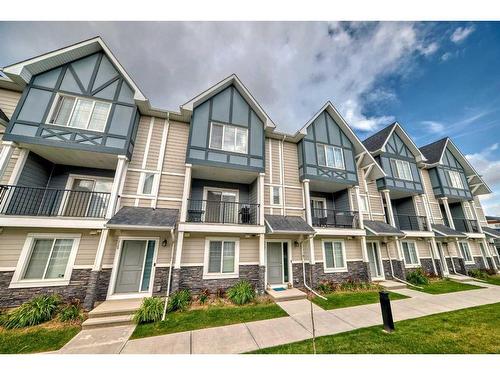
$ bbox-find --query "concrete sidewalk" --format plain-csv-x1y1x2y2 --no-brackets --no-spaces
63,281,500,354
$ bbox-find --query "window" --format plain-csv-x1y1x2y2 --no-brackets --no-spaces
447,170,464,189
459,242,473,263
63,175,113,218
140,173,155,195
204,238,239,278
316,144,345,169
209,123,248,153
311,197,327,218
391,159,413,181
271,186,282,205
49,94,111,132
323,241,346,271
11,234,80,288
463,202,473,219
402,241,420,266
359,195,369,213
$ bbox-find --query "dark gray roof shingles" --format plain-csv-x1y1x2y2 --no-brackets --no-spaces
361,123,396,152
419,138,448,164
431,223,466,237
107,206,179,229
364,220,403,235
265,215,315,234
482,226,500,238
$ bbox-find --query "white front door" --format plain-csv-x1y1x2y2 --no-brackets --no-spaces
266,241,290,286
367,241,384,280
436,242,449,275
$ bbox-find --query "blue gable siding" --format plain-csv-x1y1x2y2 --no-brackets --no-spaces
186,85,265,172
298,110,357,184
429,147,472,200
4,52,140,159
376,131,423,194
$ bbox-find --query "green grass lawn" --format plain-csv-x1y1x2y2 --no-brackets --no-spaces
250,302,500,354
0,324,81,354
313,290,408,310
410,279,483,294
131,302,287,340
475,275,500,286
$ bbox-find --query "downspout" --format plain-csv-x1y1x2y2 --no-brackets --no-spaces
300,234,326,300
162,228,176,320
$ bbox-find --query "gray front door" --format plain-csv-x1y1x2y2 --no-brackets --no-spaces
367,242,383,279
267,242,284,285
115,240,147,293
436,242,449,275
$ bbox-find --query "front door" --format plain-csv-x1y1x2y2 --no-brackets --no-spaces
436,242,449,275
367,241,384,280
267,242,289,286
114,240,156,294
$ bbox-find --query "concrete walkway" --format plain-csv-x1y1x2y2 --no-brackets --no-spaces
62,281,500,354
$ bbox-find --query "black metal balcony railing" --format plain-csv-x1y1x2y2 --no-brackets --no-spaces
311,208,359,228
394,214,429,231
0,185,111,218
453,217,480,233
186,199,259,225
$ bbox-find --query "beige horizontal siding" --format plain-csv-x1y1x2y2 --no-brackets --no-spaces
285,187,303,209
121,170,141,196
0,89,22,118
473,196,488,226
313,237,363,262
284,208,305,217
239,237,259,263
163,121,189,174
156,200,182,210
283,141,301,187
421,169,443,223
129,116,152,169
158,175,184,200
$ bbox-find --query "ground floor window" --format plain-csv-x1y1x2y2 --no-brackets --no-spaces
323,240,346,272
10,234,80,287
204,238,239,278
459,242,473,263
402,241,420,267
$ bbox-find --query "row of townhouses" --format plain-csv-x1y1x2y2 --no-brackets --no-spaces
0,37,499,310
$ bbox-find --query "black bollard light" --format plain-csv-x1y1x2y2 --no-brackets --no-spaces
379,290,395,333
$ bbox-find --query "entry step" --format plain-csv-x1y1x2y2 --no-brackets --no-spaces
88,298,143,319
266,287,307,302
377,280,407,290
447,274,474,282
82,314,135,330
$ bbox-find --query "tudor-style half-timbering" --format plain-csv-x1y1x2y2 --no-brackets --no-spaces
4,52,140,163
185,84,265,174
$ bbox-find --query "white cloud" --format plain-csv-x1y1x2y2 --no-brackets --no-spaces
0,21,439,134
450,25,475,43
441,52,453,61
466,144,500,216
421,120,445,134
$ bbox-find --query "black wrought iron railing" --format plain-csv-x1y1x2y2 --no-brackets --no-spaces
453,217,480,233
311,208,359,228
186,199,259,225
0,185,111,218
394,214,429,231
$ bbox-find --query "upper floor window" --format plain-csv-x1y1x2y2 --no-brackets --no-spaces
271,186,282,205
391,159,412,181
209,122,248,154
316,144,345,169
447,170,464,189
140,172,156,196
359,194,369,213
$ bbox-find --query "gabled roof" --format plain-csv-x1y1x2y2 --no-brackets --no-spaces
362,122,426,163
296,101,386,180
107,206,179,230
181,74,276,129
482,226,500,239
364,220,404,236
265,215,315,235
432,224,466,238
2,36,147,103
420,137,492,195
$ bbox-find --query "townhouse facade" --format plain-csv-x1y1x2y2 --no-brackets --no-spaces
0,37,498,309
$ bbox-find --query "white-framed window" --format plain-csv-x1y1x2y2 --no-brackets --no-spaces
401,241,420,267
209,122,248,154
459,242,474,264
139,172,156,196
359,194,369,213
311,197,327,218
447,170,464,189
316,144,345,169
271,186,282,206
391,159,413,181
203,238,239,279
322,240,347,272
10,233,80,288
463,202,473,220
63,174,113,217
48,93,111,132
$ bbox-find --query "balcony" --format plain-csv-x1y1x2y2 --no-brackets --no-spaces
394,214,429,231
452,217,480,233
0,185,110,219
311,208,359,229
186,199,259,225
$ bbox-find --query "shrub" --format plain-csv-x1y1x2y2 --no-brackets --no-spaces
58,299,83,322
167,290,192,312
134,297,165,324
316,281,333,295
227,280,256,305
198,288,210,304
215,288,226,299
406,268,429,286
3,294,61,329
468,269,488,279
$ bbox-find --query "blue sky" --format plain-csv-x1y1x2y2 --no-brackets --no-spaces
0,21,499,214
